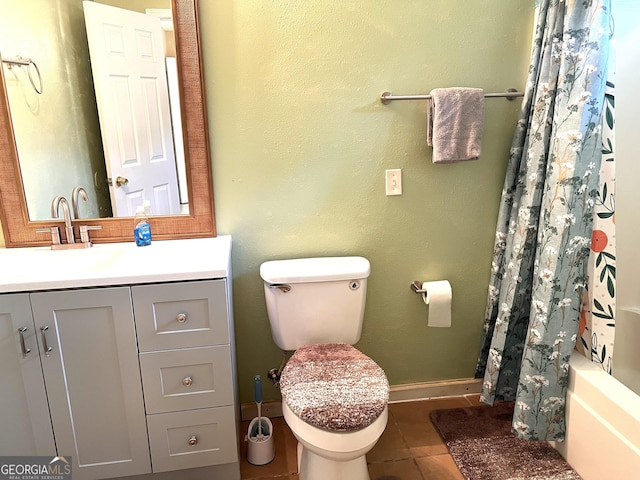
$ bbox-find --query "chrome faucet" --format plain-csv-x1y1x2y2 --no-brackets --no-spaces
51,196,75,244
41,193,101,249
72,186,88,219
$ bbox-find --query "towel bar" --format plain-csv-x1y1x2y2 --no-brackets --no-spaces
2,56,43,94
381,88,523,105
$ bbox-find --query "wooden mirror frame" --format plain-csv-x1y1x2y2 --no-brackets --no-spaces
0,0,215,248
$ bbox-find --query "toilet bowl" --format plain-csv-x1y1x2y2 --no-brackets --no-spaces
283,401,388,480
279,343,389,480
260,257,389,480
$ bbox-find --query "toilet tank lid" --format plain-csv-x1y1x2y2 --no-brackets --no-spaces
260,256,370,284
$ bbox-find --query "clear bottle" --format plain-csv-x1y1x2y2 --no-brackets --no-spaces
134,205,152,246
143,199,153,217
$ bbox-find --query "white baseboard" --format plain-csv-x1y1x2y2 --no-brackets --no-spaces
240,378,482,422
389,378,482,403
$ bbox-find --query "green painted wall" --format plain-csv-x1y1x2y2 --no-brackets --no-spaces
199,0,535,403
2,0,109,220
0,0,536,405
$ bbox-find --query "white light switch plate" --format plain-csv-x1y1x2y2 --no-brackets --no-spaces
385,169,402,196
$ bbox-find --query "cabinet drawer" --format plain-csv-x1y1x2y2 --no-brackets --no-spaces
146,406,238,472
133,280,229,352
139,345,233,414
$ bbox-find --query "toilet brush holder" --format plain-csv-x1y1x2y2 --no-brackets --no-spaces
246,416,275,465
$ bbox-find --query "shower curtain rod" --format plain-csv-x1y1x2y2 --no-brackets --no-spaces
380,88,524,104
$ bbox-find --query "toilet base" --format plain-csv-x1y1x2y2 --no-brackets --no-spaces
283,402,387,480
297,442,370,480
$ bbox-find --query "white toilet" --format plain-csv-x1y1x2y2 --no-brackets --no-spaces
260,256,389,480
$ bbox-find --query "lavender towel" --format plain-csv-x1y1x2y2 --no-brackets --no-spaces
427,87,485,163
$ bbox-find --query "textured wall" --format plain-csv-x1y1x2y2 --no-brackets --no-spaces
200,0,535,403
2,0,108,220
0,0,535,404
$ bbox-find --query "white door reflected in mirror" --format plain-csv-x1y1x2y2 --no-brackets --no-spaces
84,1,183,217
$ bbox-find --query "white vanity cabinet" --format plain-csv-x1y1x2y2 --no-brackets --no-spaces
1,288,151,479
133,280,238,473
0,237,240,480
0,294,56,457
30,287,152,480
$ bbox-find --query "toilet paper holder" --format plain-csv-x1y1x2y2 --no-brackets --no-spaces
410,281,427,294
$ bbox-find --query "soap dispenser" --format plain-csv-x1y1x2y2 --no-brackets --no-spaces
134,205,152,246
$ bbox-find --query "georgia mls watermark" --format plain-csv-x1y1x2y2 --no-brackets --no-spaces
0,456,71,480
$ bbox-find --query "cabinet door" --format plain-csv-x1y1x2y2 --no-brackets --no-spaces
30,287,151,480
0,294,56,456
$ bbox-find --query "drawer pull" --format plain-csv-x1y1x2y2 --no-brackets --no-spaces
18,327,31,358
182,376,193,387
40,326,53,356
188,435,198,446
176,313,187,324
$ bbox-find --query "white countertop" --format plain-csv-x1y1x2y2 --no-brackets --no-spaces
0,235,232,293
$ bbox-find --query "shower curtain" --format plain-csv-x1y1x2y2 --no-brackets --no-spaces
475,0,612,441
578,56,616,374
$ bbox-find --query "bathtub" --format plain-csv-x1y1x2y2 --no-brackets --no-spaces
552,352,640,480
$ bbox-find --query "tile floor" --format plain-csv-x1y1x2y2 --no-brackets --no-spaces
240,394,482,480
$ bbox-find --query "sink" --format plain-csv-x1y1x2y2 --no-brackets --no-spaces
0,243,136,292
0,243,129,289
0,236,233,293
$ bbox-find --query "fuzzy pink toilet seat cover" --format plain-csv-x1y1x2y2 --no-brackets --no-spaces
280,343,389,432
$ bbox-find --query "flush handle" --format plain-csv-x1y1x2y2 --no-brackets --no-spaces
268,283,291,293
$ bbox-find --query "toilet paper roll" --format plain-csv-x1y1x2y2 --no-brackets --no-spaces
421,280,452,327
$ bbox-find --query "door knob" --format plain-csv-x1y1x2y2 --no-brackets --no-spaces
115,176,129,187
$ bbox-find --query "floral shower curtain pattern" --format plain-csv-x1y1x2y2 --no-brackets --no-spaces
475,0,612,441
578,69,616,373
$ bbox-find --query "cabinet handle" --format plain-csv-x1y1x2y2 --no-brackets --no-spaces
176,313,187,324
188,435,198,446
18,327,31,358
40,326,53,356
182,376,193,387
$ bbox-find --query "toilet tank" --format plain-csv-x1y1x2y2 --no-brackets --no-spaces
260,257,370,351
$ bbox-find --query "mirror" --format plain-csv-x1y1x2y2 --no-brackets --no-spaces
0,0,216,247
3,0,188,221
